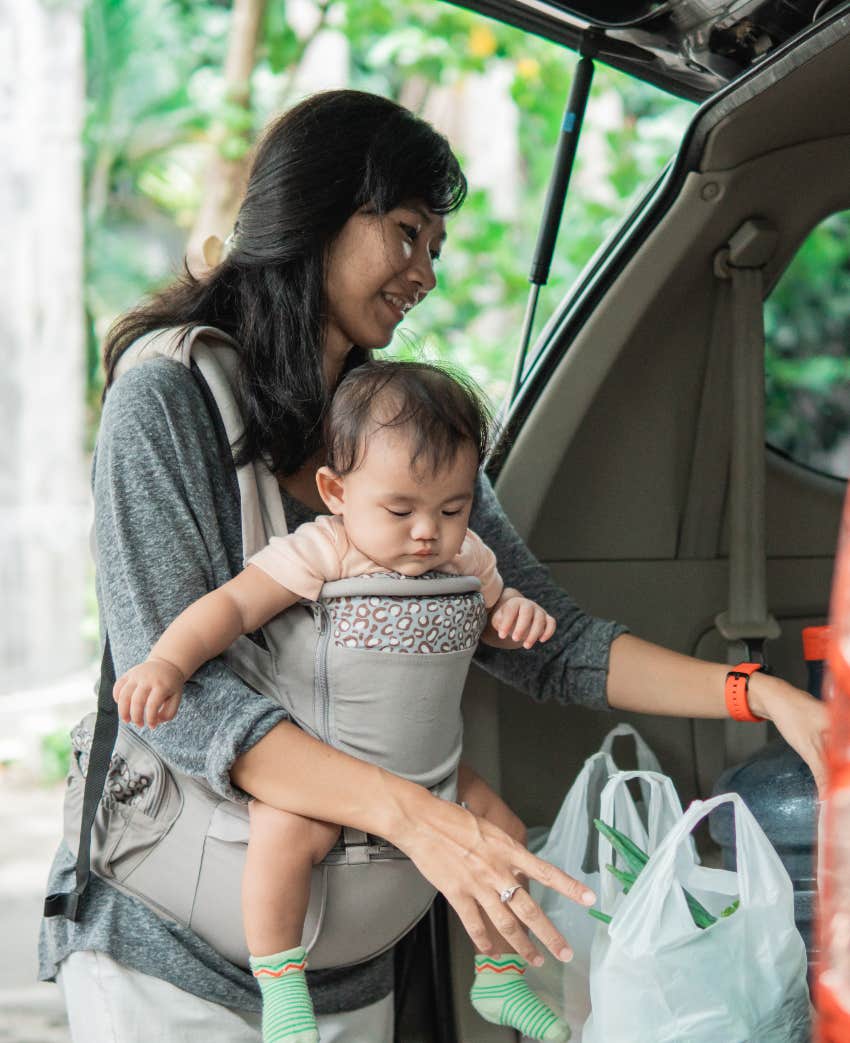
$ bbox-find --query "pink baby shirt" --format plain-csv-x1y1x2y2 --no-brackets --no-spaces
248,514,504,608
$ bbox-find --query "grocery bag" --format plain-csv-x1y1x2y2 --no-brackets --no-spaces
525,726,668,1037
582,793,811,1043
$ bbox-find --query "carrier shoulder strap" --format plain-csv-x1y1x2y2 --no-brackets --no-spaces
45,325,281,921
116,325,288,557
43,638,117,920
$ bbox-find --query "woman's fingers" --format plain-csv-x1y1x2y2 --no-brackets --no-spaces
397,792,589,964
503,886,573,961
512,845,596,908
477,887,544,965
462,839,583,962
450,893,506,955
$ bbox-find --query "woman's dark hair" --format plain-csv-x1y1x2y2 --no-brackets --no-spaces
102,90,467,475
325,360,494,477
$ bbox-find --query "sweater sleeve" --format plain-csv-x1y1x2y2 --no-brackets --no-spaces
469,473,628,710
93,358,288,801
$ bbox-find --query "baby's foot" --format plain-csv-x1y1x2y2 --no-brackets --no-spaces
469,954,570,1042
250,945,318,1043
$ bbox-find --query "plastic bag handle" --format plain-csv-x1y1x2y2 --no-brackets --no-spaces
599,724,662,774
596,771,684,909
540,750,617,871
609,793,791,949
598,771,682,906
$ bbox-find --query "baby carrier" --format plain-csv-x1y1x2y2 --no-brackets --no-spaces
44,326,487,970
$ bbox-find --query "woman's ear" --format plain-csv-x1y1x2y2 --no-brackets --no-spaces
316,467,345,515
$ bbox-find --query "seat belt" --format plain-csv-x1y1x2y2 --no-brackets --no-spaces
716,220,782,764
681,218,781,766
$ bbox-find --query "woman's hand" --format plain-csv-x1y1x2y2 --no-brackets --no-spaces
607,635,829,794
232,723,593,965
385,773,594,966
748,672,828,795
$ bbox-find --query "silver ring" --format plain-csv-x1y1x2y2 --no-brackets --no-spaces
499,884,521,904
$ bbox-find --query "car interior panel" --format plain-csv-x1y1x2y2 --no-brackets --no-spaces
444,8,850,1039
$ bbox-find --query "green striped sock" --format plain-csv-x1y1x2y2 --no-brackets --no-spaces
470,954,570,1042
250,945,318,1043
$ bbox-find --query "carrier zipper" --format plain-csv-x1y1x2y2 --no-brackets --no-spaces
313,602,332,743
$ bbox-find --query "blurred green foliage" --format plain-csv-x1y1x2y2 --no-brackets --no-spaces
41,728,72,786
83,0,849,474
764,210,850,475
82,0,691,412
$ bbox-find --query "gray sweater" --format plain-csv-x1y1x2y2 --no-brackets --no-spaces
39,356,625,1014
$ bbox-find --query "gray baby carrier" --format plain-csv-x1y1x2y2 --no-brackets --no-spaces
45,326,487,970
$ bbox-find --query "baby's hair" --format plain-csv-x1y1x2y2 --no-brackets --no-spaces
325,360,494,477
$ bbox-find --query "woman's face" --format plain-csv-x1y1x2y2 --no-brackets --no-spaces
324,202,447,364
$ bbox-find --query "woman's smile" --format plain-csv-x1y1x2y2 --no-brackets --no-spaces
380,290,417,321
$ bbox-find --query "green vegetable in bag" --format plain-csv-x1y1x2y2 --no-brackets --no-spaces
588,819,739,927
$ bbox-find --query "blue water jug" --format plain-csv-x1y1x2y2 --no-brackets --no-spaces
708,626,828,962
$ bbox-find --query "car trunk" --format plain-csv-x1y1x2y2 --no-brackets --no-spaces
451,0,848,99
431,5,850,1040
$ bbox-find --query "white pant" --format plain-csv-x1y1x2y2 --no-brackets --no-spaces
58,951,394,1042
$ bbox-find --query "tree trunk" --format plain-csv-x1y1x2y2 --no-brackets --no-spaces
186,0,268,274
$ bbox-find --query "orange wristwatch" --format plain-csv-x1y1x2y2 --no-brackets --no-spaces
725,662,766,722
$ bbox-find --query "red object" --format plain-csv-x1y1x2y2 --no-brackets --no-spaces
724,663,766,722
814,491,850,1042
804,625,831,663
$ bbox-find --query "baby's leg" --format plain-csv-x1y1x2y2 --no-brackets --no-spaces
470,911,571,1042
244,801,339,1043
244,800,339,955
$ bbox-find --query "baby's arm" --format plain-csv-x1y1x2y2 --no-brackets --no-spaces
113,565,299,728
480,587,556,650
457,762,527,848
462,529,555,651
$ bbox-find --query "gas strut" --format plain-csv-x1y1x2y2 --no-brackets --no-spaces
508,32,599,404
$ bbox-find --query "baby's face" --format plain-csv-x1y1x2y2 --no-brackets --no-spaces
335,427,478,576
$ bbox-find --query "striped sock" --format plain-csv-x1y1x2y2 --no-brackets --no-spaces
250,945,318,1043
470,954,570,1042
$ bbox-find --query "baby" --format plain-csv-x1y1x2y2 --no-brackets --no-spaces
114,360,570,1043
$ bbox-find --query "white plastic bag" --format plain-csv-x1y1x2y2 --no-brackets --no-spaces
582,793,811,1043
525,726,667,1037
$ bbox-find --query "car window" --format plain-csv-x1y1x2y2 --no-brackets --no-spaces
392,57,695,403
764,210,850,479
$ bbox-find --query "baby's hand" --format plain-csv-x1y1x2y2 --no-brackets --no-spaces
491,596,556,649
113,658,186,729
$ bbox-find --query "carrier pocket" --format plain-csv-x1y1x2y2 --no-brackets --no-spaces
63,713,182,884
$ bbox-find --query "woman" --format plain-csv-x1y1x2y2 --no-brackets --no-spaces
40,90,827,1042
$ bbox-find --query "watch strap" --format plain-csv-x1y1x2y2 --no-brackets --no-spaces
725,662,765,723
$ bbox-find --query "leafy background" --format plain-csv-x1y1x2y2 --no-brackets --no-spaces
83,0,850,475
